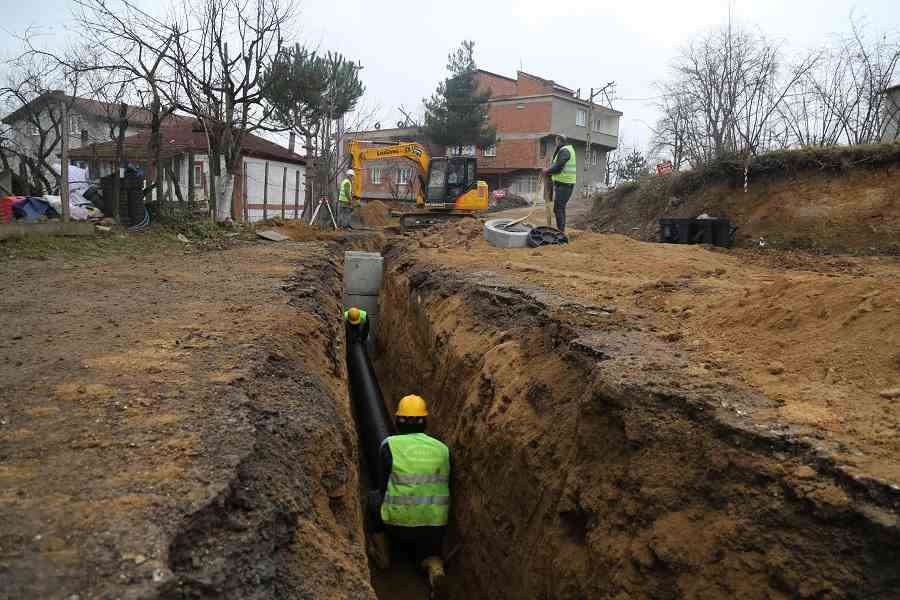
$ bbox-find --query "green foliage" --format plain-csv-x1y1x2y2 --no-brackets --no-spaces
616,150,650,183
423,41,496,148
600,142,900,209
262,45,365,134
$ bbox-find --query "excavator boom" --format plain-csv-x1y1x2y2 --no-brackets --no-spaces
347,138,489,230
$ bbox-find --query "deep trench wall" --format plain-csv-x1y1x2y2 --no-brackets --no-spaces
376,247,900,600
158,243,376,600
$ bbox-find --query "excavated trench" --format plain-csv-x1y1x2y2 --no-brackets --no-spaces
357,236,900,600
158,234,900,600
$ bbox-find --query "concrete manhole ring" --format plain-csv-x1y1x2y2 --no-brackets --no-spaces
484,218,532,248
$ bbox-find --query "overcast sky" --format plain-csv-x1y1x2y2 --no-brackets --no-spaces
3,0,898,153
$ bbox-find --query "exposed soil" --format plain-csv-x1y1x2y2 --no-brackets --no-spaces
358,200,396,228
372,221,900,598
0,239,376,599
586,166,900,253
408,220,900,486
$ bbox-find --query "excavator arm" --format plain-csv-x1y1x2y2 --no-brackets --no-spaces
349,139,430,204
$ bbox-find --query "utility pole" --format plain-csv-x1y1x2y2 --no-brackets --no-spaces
584,82,615,196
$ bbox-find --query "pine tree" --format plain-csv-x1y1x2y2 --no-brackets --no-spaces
423,41,495,150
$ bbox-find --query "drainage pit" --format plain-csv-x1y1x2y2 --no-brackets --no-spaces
345,238,900,600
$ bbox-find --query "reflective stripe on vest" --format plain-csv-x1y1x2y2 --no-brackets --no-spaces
339,178,352,204
551,144,577,185
390,473,450,485
383,494,451,505
381,433,451,527
343,308,367,324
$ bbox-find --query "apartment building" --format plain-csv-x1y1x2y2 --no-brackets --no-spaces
473,69,621,202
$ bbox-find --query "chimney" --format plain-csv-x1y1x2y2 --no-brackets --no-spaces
288,131,296,153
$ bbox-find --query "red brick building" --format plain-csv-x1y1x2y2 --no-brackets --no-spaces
472,69,620,201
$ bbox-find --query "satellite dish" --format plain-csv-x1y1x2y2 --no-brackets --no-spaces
374,122,381,130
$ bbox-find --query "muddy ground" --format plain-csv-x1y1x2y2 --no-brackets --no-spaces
0,238,375,600
3,213,900,600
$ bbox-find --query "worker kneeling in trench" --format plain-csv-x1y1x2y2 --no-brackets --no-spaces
370,394,451,594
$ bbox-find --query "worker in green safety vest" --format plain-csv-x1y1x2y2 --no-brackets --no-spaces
369,394,451,594
543,134,577,233
343,307,369,341
338,168,355,229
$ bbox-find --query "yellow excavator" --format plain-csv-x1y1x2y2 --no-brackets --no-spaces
348,139,489,231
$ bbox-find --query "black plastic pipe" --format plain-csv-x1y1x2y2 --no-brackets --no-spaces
346,328,395,486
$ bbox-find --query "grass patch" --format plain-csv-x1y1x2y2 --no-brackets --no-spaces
0,220,256,261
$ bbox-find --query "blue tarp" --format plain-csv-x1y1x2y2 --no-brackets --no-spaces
12,197,58,222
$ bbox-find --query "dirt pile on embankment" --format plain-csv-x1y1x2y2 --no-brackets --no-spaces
358,200,394,227
0,241,375,599
408,224,900,485
373,229,900,599
587,145,900,254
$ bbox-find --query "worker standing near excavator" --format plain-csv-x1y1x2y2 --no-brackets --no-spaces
338,169,355,229
370,394,450,594
543,134,577,233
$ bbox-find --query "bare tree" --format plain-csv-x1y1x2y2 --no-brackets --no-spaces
169,0,294,222
0,54,79,194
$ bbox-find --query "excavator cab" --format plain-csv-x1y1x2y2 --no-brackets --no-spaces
423,156,486,210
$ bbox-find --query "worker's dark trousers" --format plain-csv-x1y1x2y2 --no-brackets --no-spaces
370,493,445,564
553,182,574,232
384,524,445,565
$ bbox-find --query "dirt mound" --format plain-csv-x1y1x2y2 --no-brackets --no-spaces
487,193,530,213
587,145,900,254
407,229,900,485
358,200,394,227
257,217,340,241
415,219,483,248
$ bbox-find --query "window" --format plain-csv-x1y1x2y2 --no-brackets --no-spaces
483,144,496,157
461,145,476,156
576,109,587,127
26,122,40,137
593,118,602,132
539,139,547,159
591,150,599,166
513,174,538,195
397,167,411,186
193,164,204,187
69,115,80,135
371,166,382,184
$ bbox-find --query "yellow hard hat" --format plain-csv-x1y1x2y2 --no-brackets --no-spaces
396,394,428,417
347,307,362,325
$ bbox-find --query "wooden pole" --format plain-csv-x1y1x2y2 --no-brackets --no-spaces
187,152,195,210
242,160,248,223
280,165,287,219
262,160,269,221
166,159,174,206
293,169,300,218
59,94,70,222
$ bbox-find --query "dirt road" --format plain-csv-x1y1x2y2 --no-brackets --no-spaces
0,239,374,600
